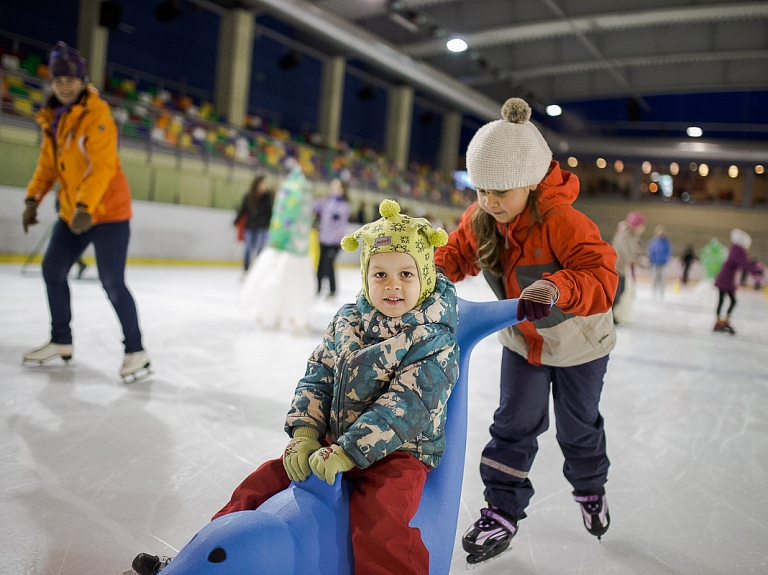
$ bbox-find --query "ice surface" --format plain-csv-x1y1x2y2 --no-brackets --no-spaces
1,262,767,574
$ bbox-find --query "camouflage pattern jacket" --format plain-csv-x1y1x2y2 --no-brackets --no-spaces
285,275,460,469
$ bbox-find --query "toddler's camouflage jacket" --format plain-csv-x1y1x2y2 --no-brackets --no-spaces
285,275,459,469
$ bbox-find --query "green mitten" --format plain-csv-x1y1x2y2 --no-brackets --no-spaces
282,427,321,482
309,444,355,485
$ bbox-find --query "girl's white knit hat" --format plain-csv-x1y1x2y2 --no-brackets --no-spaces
466,98,552,190
730,228,752,249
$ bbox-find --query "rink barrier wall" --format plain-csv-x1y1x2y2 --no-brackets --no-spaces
2,184,766,265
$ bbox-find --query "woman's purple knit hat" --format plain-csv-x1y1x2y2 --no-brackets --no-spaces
49,41,87,80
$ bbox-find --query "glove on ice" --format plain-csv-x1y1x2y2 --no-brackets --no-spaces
516,279,560,322
283,427,322,482
22,198,39,233
309,444,355,485
70,206,93,235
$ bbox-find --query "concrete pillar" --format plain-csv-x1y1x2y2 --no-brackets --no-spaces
317,56,345,149
214,9,254,128
437,110,462,175
384,85,414,169
742,167,754,208
77,0,109,90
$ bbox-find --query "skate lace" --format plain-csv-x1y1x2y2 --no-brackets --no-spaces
574,494,602,514
478,507,517,534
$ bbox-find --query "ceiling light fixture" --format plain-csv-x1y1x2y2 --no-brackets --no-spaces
546,104,562,117
446,38,468,53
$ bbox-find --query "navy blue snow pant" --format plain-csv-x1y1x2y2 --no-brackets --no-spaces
42,218,144,353
481,348,610,517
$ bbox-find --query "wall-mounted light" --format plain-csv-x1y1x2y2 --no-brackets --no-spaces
567,156,578,168
698,163,709,177
728,165,738,178
756,165,765,175
686,126,703,137
596,158,606,169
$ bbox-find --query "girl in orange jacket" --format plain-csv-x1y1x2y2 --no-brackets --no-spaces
435,98,618,565
21,42,150,383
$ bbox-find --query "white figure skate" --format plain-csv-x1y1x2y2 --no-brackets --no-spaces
120,351,152,384
23,342,73,365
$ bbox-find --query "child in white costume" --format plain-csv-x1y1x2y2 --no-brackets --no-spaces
241,160,315,333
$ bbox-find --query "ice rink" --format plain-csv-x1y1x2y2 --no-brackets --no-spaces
2,262,767,575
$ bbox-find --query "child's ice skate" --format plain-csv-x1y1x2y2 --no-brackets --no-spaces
121,351,152,383
131,552,172,575
462,506,524,566
22,342,73,365
573,489,610,540
713,318,736,334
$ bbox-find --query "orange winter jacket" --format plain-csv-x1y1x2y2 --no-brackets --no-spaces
26,85,131,225
436,162,619,367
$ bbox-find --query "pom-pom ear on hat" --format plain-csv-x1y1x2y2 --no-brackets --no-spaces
342,199,448,307
340,235,359,252
465,97,552,191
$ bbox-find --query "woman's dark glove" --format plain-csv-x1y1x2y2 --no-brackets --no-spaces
22,198,39,233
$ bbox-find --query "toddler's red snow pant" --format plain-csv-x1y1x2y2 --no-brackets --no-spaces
213,450,430,575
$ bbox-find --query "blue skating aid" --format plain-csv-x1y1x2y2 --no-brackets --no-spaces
159,474,352,575
160,297,521,575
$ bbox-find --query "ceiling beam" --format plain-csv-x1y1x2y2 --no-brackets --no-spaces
403,2,768,57
244,0,503,119
461,49,768,86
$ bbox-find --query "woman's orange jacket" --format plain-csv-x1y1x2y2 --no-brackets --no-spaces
26,85,131,225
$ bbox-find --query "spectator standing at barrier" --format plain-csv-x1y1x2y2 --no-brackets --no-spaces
234,174,274,272
611,211,646,323
647,224,672,298
21,41,150,383
713,229,764,334
131,200,458,575
434,98,618,565
313,178,351,298
680,244,697,285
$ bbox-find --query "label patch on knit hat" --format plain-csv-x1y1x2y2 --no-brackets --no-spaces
374,236,392,247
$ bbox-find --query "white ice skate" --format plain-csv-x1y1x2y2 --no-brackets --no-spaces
120,351,152,383
23,342,73,365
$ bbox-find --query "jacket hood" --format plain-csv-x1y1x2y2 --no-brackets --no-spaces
535,161,580,216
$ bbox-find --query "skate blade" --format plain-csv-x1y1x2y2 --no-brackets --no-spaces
22,356,72,366
122,366,152,384
466,541,511,569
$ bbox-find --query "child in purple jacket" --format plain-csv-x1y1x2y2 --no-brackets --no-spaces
714,229,764,334
313,178,352,297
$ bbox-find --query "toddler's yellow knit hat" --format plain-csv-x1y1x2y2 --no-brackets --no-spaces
341,199,448,307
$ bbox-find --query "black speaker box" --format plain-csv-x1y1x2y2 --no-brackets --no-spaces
99,1,122,31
